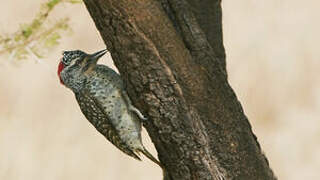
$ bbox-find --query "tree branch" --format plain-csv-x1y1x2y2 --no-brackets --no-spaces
83,0,276,179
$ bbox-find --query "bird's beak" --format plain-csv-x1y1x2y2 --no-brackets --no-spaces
83,49,108,72
90,49,108,62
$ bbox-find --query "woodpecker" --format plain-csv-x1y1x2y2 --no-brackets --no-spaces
57,49,162,168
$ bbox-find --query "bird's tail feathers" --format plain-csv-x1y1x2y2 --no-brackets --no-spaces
131,152,142,161
138,148,162,167
138,148,172,180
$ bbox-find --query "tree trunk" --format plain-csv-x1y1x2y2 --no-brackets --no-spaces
83,0,276,179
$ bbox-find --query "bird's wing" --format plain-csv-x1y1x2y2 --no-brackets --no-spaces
75,90,141,161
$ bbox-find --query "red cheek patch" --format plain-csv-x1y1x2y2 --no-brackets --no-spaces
58,61,65,84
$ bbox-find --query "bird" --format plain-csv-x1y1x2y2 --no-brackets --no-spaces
57,49,163,168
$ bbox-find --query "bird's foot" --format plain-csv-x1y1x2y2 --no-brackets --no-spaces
129,105,148,121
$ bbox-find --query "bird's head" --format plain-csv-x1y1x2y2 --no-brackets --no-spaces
58,49,108,85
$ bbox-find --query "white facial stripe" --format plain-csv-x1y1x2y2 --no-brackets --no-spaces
69,58,78,66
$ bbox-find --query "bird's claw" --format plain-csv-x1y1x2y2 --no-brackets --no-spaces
129,105,148,122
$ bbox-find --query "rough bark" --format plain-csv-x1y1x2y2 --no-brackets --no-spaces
186,0,225,65
83,0,276,179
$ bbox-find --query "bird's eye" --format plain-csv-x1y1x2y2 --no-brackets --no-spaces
61,56,72,66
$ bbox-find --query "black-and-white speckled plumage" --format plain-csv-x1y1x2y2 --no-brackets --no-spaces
59,50,160,163
75,65,143,160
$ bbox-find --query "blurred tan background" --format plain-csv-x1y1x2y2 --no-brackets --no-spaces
0,0,319,179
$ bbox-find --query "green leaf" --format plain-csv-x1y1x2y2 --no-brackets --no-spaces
47,0,61,10
45,32,61,48
0,0,82,60
22,27,33,38
67,0,82,4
